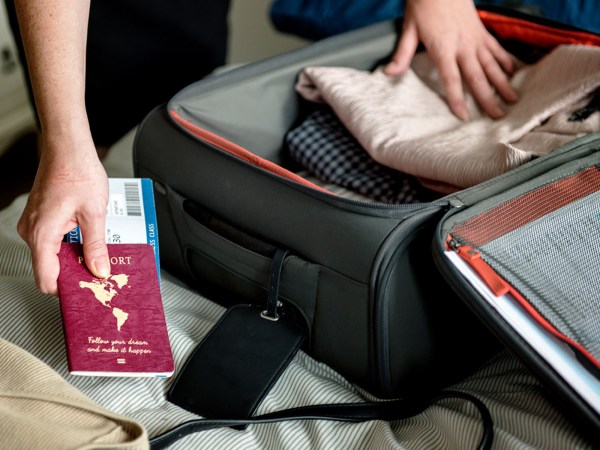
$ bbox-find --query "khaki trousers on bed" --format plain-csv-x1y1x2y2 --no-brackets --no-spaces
0,338,148,450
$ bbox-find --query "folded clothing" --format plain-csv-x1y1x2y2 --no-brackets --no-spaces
287,108,439,203
0,338,148,450
296,45,600,191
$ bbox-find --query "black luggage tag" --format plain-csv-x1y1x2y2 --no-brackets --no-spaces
168,249,305,419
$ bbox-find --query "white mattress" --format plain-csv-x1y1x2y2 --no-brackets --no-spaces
0,131,592,449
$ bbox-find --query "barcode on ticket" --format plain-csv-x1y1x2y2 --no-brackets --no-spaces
63,178,160,275
124,182,142,217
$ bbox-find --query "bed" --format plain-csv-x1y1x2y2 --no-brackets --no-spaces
0,128,593,449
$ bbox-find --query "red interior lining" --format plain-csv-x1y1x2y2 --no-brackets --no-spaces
169,110,333,194
479,10,600,48
452,166,600,247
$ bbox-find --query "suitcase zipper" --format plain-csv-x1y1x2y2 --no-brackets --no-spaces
270,167,451,214
433,235,591,391
446,237,511,297
447,234,600,371
432,217,600,433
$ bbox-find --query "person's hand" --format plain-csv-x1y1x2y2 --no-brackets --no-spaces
384,0,518,120
17,133,110,295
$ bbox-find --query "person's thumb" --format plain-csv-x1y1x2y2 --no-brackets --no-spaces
80,215,110,278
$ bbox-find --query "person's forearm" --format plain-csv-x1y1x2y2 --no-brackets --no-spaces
15,0,111,294
15,0,92,144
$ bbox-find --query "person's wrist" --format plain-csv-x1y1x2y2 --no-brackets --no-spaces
38,97,90,138
40,119,96,158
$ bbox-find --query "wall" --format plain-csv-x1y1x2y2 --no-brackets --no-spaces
0,0,35,156
228,0,307,64
0,0,309,156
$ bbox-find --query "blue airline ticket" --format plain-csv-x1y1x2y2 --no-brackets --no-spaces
64,178,160,276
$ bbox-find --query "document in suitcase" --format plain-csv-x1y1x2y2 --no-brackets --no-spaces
436,152,600,436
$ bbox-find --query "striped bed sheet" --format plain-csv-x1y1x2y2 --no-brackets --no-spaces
0,194,592,449
0,134,591,449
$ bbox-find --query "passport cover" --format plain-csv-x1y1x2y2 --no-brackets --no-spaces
57,242,174,377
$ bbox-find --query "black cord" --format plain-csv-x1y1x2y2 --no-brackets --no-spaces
149,390,493,449
433,391,494,450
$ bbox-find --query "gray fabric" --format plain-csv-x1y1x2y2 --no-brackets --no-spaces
0,192,593,449
169,22,396,163
441,136,600,236
481,190,600,360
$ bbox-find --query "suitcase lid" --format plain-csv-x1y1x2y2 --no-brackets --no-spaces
434,135,600,441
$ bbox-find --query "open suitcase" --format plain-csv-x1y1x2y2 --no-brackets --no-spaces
133,8,600,442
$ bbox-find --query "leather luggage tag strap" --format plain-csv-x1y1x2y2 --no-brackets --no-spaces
167,249,305,420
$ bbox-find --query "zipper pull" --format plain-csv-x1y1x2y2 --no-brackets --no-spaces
448,236,510,297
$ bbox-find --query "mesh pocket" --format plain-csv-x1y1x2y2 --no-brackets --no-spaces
450,164,600,368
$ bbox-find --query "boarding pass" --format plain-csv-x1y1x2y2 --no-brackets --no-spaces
64,178,160,274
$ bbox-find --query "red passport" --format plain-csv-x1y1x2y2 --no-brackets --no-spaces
57,242,174,377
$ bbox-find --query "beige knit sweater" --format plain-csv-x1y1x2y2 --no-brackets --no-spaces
296,45,600,192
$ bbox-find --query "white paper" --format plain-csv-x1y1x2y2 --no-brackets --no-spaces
446,250,600,415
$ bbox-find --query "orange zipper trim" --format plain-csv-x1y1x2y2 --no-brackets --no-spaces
479,10,600,49
448,238,600,370
454,244,511,297
169,110,333,195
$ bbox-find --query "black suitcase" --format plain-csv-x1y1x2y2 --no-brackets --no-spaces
134,9,600,440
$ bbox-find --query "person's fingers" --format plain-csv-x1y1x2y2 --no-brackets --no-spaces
478,47,518,103
18,213,65,295
485,34,516,75
31,238,62,295
384,23,419,76
458,50,505,119
434,50,470,120
79,207,110,279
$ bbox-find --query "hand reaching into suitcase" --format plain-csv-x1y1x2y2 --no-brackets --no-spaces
384,0,519,120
